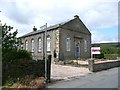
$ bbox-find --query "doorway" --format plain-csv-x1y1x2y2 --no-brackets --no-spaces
76,44,80,59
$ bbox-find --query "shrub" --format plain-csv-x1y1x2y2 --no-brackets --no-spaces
3,50,51,86
3,49,18,64
67,60,73,64
2,60,45,86
16,50,32,62
2,49,33,85
93,53,104,59
3,49,32,67
104,54,118,60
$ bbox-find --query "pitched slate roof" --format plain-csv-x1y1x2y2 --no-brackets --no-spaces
20,16,91,38
20,19,72,38
20,24,59,38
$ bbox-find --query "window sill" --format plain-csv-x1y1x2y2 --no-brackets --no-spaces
38,51,42,53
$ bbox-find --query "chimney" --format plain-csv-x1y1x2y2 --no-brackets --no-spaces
74,15,79,18
33,26,37,31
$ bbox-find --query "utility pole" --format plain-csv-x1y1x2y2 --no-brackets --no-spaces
44,23,47,83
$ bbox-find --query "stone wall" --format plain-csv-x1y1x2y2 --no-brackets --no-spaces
21,29,59,61
59,27,91,60
88,60,120,72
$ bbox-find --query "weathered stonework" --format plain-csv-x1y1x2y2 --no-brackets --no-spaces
19,15,91,61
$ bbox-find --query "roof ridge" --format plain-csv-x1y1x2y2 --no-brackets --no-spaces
19,16,77,38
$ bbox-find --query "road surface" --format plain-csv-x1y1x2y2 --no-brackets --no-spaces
47,67,119,88
51,64,90,80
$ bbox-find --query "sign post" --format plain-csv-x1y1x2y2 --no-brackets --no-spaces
41,23,47,83
45,23,47,83
91,47,101,58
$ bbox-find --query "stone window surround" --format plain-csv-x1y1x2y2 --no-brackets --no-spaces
25,40,28,50
31,39,34,52
84,39,87,52
66,37,71,51
38,37,42,53
47,36,51,52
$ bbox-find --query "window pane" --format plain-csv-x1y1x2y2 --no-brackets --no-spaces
25,40,28,50
47,37,51,51
66,37,70,51
84,40,87,52
31,39,34,52
38,38,42,52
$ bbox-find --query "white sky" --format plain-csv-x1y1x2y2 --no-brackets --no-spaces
0,0,119,43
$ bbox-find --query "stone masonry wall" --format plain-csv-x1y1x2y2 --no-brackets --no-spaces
88,60,120,72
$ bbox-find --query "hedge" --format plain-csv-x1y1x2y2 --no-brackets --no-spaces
93,53,104,59
2,49,52,85
2,49,32,65
2,60,45,85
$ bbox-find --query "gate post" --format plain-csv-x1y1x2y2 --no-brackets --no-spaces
88,59,94,72
47,55,52,83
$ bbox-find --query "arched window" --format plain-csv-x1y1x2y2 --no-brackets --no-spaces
66,37,71,51
84,39,87,52
25,40,28,50
38,38,42,52
31,39,34,52
47,36,51,51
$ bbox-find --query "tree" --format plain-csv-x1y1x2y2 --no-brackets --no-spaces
2,23,32,85
2,23,21,64
2,23,20,51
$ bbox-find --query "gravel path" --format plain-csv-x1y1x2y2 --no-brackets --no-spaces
51,64,91,81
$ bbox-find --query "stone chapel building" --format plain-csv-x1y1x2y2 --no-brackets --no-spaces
19,15,91,61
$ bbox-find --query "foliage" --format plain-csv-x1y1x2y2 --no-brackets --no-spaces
3,60,45,86
101,45,117,54
92,43,119,55
93,53,104,59
2,23,22,66
16,50,32,61
3,76,45,88
118,48,120,57
2,23,34,86
2,49,32,85
2,23,46,86
2,49,32,65
67,60,73,64
2,23,21,51
92,43,119,59
104,54,118,60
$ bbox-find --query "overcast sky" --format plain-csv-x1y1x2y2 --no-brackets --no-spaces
0,0,119,43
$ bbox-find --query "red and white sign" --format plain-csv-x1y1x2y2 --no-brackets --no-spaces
91,47,101,54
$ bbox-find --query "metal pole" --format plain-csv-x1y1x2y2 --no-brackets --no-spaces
45,23,47,83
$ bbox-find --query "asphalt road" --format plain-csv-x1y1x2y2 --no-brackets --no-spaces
47,67,119,88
